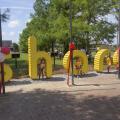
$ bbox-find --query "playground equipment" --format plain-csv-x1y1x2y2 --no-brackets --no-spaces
0,52,12,82
28,36,52,79
0,48,12,82
63,46,89,86
94,49,110,72
63,50,88,74
113,50,118,65
0,47,12,94
0,64,12,82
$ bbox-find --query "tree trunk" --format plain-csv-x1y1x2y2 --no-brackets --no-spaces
51,41,55,68
63,42,66,54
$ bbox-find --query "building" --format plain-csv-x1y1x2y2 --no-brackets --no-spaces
2,40,12,48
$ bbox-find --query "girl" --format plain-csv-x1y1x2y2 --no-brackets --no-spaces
74,57,83,77
38,58,46,79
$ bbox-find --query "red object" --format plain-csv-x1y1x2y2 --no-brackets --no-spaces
0,81,1,94
69,42,75,51
1,47,10,55
67,42,76,86
117,48,120,54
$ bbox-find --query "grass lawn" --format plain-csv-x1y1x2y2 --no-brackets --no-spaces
5,53,29,78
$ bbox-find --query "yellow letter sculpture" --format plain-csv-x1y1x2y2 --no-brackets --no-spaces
113,50,118,65
0,64,13,82
63,50,88,75
28,36,52,79
0,54,13,82
94,49,110,72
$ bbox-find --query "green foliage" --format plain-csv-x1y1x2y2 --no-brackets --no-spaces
1,8,10,22
12,43,19,52
19,0,118,53
19,28,30,52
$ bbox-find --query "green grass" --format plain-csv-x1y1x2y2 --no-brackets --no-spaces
5,53,29,78
19,53,28,61
53,58,63,66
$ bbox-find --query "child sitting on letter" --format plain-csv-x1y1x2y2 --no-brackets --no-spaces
106,54,112,73
74,57,83,77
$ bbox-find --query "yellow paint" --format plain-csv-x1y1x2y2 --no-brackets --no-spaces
94,49,110,72
106,57,112,66
28,36,52,79
5,54,11,59
0,53,12,82
113,50,118,65
0,64,13,82
63,50,88,75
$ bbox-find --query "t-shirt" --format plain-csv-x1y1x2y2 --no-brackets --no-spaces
75,61,82,69
106,57,112,66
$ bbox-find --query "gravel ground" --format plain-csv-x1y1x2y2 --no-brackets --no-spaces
0,71,120,120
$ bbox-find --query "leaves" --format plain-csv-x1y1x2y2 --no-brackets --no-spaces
19,0,117,53
0,8,10,22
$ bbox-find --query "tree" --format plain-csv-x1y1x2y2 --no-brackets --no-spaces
47,0,117,53
19,0,50,52
19,0,117,53
12,43,19,52
0,8,10,46
73,0,117,52
19,28,30,52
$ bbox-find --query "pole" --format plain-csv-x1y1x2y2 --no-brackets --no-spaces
0,9,2,46
118,1,120,79
69,0,74,85
15,58,18,68
0,9,5,94
70,0,72,41
0,9,1,93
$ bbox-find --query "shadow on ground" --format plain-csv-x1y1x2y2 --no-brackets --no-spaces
44,77,65,82
0,89,120,120
82,73,98,78
73,73,98,79
73,82,120,87
34,77,65,82
5,77,65,87
5,80,32,86
98,70,118,75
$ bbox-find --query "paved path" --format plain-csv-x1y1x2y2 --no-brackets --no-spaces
0,72,120,120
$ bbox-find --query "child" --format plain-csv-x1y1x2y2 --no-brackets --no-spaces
106,55,112,73
38,58,46,79
74,57,83,77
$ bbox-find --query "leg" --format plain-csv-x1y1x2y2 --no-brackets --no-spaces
41,69,44,79
44,69,46,78
107,65,110,73
38,70,41,79
39,69,43,80
79,66,83,77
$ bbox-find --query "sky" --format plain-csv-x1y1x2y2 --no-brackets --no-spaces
0,0,34,43
0,0,118,44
